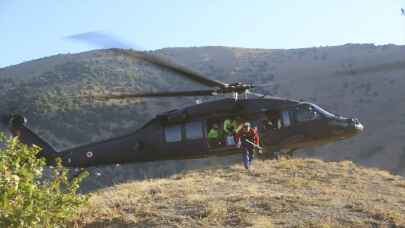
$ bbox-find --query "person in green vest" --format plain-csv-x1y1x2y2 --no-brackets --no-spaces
208,124,220,139
223,119,234,135
208,123,221,147
224,118,236,145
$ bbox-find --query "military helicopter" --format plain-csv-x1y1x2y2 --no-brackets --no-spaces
1,41,365,167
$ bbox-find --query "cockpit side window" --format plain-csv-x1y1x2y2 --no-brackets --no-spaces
295,105,320,122
310,104,335,118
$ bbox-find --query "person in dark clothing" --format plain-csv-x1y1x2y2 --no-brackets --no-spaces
237,122,260,170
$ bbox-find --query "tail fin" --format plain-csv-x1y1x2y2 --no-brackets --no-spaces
7,114,58,160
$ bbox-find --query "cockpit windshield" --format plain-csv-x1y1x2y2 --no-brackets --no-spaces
309,104,335,118
295,103,335,122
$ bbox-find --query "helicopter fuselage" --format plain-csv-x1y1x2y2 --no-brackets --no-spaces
45,97,363,167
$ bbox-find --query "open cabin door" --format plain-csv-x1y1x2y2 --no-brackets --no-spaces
205,117,243,155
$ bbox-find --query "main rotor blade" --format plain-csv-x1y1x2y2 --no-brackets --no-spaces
83,90,220,100
67,31,227,88
66,31,132,49
109,48,227,88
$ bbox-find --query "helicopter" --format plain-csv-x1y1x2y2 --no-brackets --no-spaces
1,44,364,167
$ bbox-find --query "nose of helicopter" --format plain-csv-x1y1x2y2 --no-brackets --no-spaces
351,119,364,133
355,122,364,132
331,117,364,139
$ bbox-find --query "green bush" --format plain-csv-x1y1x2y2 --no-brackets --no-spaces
0,133,88,227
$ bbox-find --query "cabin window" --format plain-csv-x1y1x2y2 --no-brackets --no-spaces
185,121,203,140
295,106,319,122
281,111,291,127
164,125,182,142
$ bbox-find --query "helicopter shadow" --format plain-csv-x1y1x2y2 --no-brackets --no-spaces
76,155,240,193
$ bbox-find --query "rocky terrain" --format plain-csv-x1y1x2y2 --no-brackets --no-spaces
0,44,405,174
72,158,405,227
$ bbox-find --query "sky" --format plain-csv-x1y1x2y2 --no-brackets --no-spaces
1,0,405,67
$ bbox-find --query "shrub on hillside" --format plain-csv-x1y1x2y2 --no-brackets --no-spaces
0,133,88,227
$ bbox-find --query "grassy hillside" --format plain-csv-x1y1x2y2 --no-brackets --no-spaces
72,159,405,227
0,44,405,174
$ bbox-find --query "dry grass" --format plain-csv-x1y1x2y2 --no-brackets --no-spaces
72,159,405,227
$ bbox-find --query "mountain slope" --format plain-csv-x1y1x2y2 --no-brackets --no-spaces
0,44,404,174
73,159,405,227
